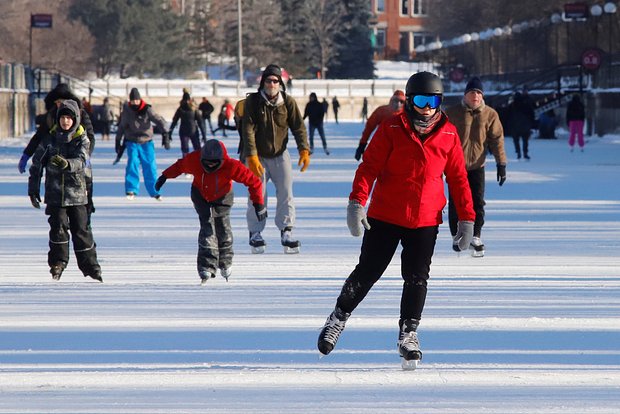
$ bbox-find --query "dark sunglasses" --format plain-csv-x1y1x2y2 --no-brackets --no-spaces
411,95,442,109
264,78,280,84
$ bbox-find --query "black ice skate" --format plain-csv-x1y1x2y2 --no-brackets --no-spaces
317,307,350,356
199,270,216,286
398,319,422,370
85,268,103,283
249,231,266,254
280,227,300,254
219,267,232,282
50,263,66,281
469,236,485,258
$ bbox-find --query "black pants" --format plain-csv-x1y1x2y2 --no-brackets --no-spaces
46,204,99,275
512,132,530,157
308,122,327,151
180,134,201,156
191,186,234,274
335,219,438,322
449,167,485,238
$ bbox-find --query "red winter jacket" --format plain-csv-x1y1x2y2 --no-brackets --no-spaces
162,142,264,204
350,112,475,229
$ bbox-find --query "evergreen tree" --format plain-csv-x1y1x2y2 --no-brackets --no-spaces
327,0,374,79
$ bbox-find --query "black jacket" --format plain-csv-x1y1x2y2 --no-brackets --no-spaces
303,100,325,125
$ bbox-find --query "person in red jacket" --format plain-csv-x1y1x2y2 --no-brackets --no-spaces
154,139,266,285
317,72,476,369
354,90,406,161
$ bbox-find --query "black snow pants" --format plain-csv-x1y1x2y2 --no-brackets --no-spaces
191,186,234,275
448,166,486,238
46,204,100,275
335,218,438,322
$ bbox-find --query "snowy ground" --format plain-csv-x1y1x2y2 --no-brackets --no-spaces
1,122,619,413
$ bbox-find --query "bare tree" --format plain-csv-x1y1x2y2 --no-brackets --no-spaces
301,0,344,79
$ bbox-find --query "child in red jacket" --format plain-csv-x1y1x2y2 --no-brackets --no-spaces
155,139,266,284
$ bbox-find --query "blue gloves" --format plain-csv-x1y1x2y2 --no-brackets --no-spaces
347,199,371,237
18,153,30,174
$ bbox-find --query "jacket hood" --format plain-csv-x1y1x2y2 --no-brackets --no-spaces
44,83,82,111
200,139,228,173
56,100,82,142
201,139,229,161
259,64,286,92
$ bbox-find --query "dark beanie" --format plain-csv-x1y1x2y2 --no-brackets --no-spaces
259,64,285,92
465,77,483,94
129,87,141,100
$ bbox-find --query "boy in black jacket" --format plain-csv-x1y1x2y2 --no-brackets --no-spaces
28,100,102,282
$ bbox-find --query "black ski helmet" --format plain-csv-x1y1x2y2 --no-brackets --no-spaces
405,71,443,97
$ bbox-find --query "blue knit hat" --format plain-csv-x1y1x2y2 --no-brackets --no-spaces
465,77,483,94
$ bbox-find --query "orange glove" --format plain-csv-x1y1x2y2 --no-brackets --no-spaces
246,155,264,178
298,149,310,172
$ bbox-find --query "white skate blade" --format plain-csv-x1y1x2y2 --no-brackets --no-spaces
470,249,485,258
283,246,300,254
401,358,419,371
126,194,135,200
251,246,265,254
200,278,209,286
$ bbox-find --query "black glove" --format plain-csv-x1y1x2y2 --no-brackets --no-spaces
253,203,268,222
50,154,69,170
115,139,122,154
497,164,506,186
354,143,365,161
155,175,167,191
162,132,171,150
29,193,41,209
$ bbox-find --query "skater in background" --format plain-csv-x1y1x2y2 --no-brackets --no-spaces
198,97,215,134
212,100,237,137
331,96,340,124
168,91,207,157
354,90,405,161
322,98,329,121
27,100,102,282
317,72,475,368
115,87,169,200
509,91,536,160
99,97,115,141
303,92,329,155
445,76,507,258
361,97,368,122
18,83,97,222
566,94,586,152
537,109,558,139
155,139,266,284
242,64,310,254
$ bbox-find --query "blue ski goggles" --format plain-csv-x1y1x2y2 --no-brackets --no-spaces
411,94,442,109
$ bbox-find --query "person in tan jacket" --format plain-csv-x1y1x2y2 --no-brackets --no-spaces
445,77,507,257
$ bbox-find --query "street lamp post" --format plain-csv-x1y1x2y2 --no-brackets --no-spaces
604,2,617,61
237,0,244,83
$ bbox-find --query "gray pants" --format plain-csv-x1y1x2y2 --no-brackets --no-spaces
246,150,295,233
192,187,234,274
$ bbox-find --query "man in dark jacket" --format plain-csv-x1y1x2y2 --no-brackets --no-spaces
509,91,536,160
169,91,207,157
28,100,102,282
198,97,215,133
303,92,329,155
242,64,310,254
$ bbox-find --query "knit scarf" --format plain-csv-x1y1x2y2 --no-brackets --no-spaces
410,110,443,137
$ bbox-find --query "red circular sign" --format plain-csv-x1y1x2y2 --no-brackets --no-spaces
581,49,603,71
